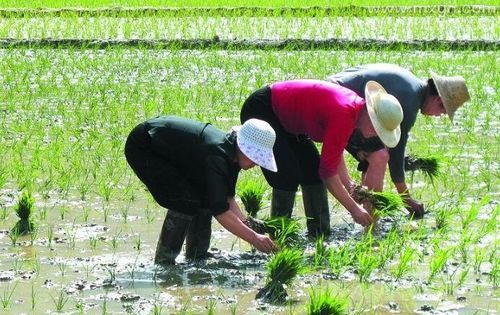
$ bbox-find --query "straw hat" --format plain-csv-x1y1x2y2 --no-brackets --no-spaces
365,81,403,148
235,119,278,172
430,72,470,121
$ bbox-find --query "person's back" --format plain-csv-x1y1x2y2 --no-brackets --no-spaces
328,63,426,131
271,79,364,142
144,115,239,206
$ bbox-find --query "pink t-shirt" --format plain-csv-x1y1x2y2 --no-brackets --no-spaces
271,79,365,179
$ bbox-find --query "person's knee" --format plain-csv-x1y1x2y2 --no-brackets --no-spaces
366,149,389,166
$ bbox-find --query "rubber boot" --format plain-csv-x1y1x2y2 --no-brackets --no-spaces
301,183,331,237
154,211,191,265
270,188,296,218
185,208,213,260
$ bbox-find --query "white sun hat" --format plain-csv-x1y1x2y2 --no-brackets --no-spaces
430,71,470,121
235,119,277,172
365,81,404,148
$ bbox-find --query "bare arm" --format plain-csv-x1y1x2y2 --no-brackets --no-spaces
227,197,247,221
324,174,373,226
338,153,355,191
215,209,277,253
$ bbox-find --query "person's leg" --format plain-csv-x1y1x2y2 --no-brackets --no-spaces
240,87,299,218
155,210,192,265
185,207,213,259
124,124,201,264
294,137,331,236
362,149,389,192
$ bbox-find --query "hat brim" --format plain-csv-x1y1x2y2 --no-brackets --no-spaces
236,131,278,173
430,71,454,121
365,81,401,148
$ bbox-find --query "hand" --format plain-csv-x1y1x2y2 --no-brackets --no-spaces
350,206,374,226
244,217,268,234
405,197,425,219
251,234,278,254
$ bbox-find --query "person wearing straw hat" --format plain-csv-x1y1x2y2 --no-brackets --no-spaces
328,64,470,218
240,79,403,232
124,116,278,265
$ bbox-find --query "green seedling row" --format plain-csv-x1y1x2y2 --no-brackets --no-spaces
1,16,497,42
0,5,497,18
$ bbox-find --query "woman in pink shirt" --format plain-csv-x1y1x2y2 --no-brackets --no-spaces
240,80,403,233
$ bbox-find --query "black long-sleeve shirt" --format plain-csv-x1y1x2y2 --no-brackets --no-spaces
144,116,240,216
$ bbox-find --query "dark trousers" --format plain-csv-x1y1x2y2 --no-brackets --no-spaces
124,123,201,216
240,86,322,192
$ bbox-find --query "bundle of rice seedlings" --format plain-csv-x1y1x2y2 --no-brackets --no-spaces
238,179,267,218
404,155,440,181
256,248,305,304
351,185,404,217
262,216,303,248
12,191,36,235
306,286,348,315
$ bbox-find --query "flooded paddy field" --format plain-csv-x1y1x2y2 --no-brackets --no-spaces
0,1,498,314
0,48,498,314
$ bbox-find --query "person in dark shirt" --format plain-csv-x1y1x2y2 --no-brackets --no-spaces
328,64,470,218
124,116,278,265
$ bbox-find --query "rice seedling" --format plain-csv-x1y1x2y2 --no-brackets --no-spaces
58,205,68,220
75,299,84,313
350,185,404,218
134,234,142,251
11,190,36,235
37,206,47,221
428,246,454,283
46,225,54,248
31,281,36,310
0,204,8,220
404,155,440,182
472,247,486,273
313,235,330,268
328,241,354,279
390,245,416,281
8,225,21,246
206,298,217,315
306,286,348,315
355,246,380,283
238,178,267,218
261,216,303,248
0,282,18,309
443,265,470,295
82,207,91,223
145,207,155,223
256,248,305,304
89,236,99,249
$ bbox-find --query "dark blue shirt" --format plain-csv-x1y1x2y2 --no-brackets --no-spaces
328,64,427,183
145,116,240,216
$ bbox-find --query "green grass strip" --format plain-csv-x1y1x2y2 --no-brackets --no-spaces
2,0,499,8
0,38,496,50
0,6,497,18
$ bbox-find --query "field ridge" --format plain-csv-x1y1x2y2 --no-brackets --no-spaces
0,5,497,18
1,38,497,50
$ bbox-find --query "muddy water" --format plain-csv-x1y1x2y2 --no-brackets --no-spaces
0,189,497,314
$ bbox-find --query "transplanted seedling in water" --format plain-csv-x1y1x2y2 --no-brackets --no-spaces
306,286,348,315
405,155,440,182
256,248,305,304
11,191,36,235
238,179,267,218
